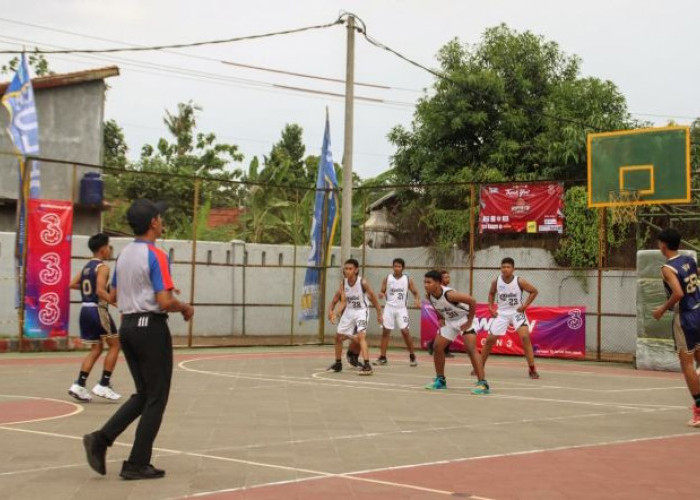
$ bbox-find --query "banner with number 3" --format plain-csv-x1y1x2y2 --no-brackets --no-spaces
25,200,73,338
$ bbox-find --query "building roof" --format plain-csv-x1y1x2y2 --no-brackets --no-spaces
0,66,119,93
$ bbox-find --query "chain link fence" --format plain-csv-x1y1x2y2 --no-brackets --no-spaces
0,157,640,360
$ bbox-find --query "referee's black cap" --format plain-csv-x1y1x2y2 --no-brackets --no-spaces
126,199,167,235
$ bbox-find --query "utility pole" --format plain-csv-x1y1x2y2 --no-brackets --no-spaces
340,14,355,266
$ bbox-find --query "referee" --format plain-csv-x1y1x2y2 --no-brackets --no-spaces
83,199,194,480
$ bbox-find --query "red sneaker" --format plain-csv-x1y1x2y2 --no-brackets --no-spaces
688,406,700,428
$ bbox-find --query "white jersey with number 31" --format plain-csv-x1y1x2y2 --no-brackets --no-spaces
385,274,409,307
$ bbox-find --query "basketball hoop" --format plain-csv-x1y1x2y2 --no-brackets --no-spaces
608,189,639,225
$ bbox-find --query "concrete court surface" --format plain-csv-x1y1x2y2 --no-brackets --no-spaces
0,346,698,499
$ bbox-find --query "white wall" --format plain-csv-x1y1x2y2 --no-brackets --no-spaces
0,232,637,353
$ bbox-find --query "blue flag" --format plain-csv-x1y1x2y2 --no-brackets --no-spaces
300,112,339,322
2,53,41,197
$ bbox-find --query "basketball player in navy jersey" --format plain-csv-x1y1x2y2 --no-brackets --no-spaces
68,233,122,402
653,228,700,427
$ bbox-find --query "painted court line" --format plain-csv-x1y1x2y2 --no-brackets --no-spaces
179,358,683,411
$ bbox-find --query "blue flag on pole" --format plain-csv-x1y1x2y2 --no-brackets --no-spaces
2,53,41,196
300,111,339,322
2,53,41,309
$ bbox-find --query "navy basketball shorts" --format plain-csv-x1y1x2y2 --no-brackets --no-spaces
673,307,700,354
79,305,118,344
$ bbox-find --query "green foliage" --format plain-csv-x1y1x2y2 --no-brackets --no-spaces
103,102,244,238
1,51,53,77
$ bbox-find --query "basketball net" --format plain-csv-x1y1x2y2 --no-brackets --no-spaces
608,189,639,225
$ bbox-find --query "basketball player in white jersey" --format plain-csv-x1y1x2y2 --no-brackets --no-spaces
424,270,489,394
483,257,540,379
328,259,383,375
374,258,421,366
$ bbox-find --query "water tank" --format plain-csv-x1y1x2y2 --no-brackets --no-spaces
79,172,104,205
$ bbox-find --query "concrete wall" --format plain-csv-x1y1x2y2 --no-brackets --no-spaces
0,80,106,235
0,231,638,354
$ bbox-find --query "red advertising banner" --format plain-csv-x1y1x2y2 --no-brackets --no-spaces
479,182,564,233
421,303,586,360
24,199,73,338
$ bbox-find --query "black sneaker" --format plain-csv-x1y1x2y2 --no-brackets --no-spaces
327,361,342,372
346,351,360,367
427,340,434,355
119,461,165,480
445,351,455,358
409,354,418,367
359,363,373,376
372,356,388,366
83,431,107,475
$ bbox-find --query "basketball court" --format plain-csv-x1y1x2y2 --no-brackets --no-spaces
0,346,698,499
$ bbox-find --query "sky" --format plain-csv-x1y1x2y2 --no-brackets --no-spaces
0,0,698,180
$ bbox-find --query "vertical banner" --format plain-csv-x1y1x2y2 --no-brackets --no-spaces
300,112,339,321
1,54,41,308
24,200,73,338
421,302,586,360
479,182,563,233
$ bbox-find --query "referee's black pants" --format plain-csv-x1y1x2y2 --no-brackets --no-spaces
99,313,173,466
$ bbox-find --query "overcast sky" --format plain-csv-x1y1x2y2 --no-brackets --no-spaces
0,0,697,179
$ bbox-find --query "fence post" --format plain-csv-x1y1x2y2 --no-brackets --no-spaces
469,183,476,295
187,178,200,348
17,158,30,352
596,207,607,361
318,189,329,344
289,189,299,345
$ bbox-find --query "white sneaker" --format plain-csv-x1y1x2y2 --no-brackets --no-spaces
92,384,122,401
68,383,92,402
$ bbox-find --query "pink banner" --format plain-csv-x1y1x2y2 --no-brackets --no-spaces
24,199,73,338
421,302,586,360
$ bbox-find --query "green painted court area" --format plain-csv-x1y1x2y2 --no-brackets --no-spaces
587,126,690,207
0,346,699,499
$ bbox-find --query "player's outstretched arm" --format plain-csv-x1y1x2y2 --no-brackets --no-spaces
330,288,345,324
487,280,498,317
446,290,476,330
96,265,116,306
328,284,343,322
378,276,388,300
518,278,538,312
653,267,684,320
408,277,421,308
363,278,383,325
69,271,81,291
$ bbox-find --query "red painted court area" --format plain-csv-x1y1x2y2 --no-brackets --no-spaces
0,397,78,424
196,434,700,500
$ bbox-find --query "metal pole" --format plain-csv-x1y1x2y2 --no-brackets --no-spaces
596,207,606,361
71,164,78,204
361,194,367,277
187,179,200,348
340,14,355,266
17,158,29,351
319,190,329,344
469,184,476,295
289,189,299,345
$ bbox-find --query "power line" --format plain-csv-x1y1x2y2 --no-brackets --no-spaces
0,17,345,54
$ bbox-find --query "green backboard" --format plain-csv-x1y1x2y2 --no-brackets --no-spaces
587,126,690,207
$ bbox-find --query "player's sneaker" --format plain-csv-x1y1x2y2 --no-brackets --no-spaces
529,368,540,379
425,377,446,390
92,384,122,401
409,354,418,367
445,351,455,358
359,363,373,376
688,406,700,428
327,361,342,373
372,356,388,366
69,383,92,402
426,340,434,355
471,381,490,395
346,351,361,368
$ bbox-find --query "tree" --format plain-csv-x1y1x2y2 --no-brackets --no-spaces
103,119,128,170
387,24,638,251
104,102,244,238
264,124,313,186
1,51,53,77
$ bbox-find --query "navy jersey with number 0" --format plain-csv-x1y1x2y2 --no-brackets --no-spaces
663,255,700,312
80,259,104,304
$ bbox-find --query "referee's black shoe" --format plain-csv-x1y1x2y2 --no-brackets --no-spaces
120,461,165,480
327,361,342,372
83,432,107,475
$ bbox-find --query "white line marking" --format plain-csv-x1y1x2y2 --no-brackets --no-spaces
0,394,84,425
